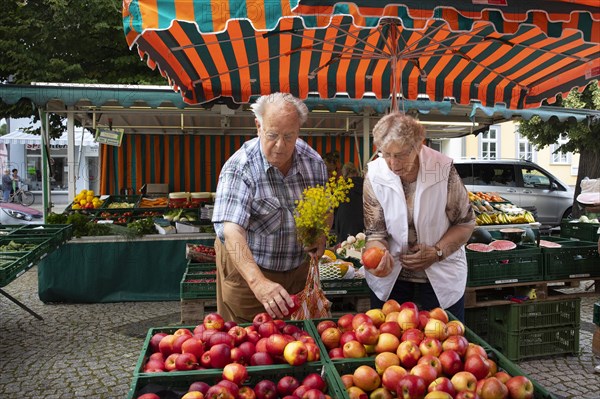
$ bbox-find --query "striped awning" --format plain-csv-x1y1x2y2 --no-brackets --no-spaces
123,1,600,109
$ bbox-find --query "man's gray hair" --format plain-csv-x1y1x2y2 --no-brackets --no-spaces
251,93,308,126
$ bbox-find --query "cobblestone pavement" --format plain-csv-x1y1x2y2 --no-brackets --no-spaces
1,266,600,399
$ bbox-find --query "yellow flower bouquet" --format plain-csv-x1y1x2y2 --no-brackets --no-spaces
294,174,353,248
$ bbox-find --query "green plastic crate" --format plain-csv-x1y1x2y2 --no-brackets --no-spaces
487,323,579,361
187,261,217,272
180,270,217,299
321,278,369,296
465,307,489,340
128,362,343,399
466,246,543,286
0,251,34,287
488,298,580,333
9,224,74,245
542,240,600,280
101,194,142,209
560,220,600,242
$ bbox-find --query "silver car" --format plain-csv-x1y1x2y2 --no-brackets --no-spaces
454,159,574,226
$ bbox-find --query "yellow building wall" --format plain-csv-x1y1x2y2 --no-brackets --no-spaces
462,121,579,187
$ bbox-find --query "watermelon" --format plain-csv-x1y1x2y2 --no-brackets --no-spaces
539,239,562,248
489,240,517,251
466,243,494,252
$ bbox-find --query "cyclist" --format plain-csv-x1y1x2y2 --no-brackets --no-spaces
2,169,12,202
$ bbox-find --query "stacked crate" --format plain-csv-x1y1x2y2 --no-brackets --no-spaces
180,260,217,324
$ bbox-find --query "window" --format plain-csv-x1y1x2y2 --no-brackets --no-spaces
516,130,536,161
479,127,498,159
520,166,551,189
550,133,571,164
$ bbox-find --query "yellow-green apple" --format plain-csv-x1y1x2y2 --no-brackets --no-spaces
381,365,408,392
283,340,308,366
150,332,168,353
397,340,421,369
385,311,400,323
356,322,380,345
451,371,477,393
418,311,431,330
341,374,354,389
424,392,453,399
428,308,449,324
493,371,511,384
366,309,387,327
397,308,419,331
181,337,205,359
382,299,402,315
370,387,394,399
364,344,377,355
204,313,226,331
465,343,488,359
353,365,382,392
418,355,442,376
505,376,534,399
401,328,424,345
346,386,368,399
396,375,427,399
158,334,177,356
464,354,491,380
419,337,443,357
223,362,248,384
252,312,273,328
250,351,274,366
258,321,279,338
254,380,278,399
209,331,236,348
277,376,300,397
343,340,368,358
317,320,338,335
164,353,180,371
239,386,257,399
209,343,232,368
341,331,358,346
442,335,469,357
410,363,439,386
479,377,508,399
375,332,401,353
338,314,355,332
329,347,344,359
228,325,248,345
174,328,193,337
400,301,419,312
379,321,402,338
446,320,465,336
438,350,463,377
375,351,401,374
353,313,374,330
302,373,327,391
266,333,290,356
305,342,321,362
424,319,448,341
321,327,342,350
175,352,198,371
428,377,456,397
189,381,210,395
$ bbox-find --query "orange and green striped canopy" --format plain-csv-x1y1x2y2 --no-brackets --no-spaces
123,1,600,109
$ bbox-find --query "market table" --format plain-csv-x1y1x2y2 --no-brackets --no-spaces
37,233,216,303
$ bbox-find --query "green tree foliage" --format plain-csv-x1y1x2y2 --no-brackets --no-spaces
0,0,162,137
518,81,600,216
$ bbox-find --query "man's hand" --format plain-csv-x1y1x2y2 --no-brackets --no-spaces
399,244,437,271
252,280,296,319
365,250,394,277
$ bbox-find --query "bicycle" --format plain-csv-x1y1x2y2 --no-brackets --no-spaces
0,185,35,206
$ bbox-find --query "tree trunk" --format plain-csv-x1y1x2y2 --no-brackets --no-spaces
572,147,600,218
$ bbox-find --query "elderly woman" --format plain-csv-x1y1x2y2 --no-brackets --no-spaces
363,112,475,321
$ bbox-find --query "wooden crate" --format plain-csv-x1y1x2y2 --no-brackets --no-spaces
180,298,217,325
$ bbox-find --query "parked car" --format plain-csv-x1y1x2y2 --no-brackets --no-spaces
454,159,574,226
0,203,44,225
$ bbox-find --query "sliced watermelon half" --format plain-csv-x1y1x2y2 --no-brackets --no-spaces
466,243,495,252
489,240,517,251
539,239,562,248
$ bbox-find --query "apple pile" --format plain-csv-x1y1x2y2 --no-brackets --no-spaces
317,300,535,399
142,312,321,373
136,363,330,399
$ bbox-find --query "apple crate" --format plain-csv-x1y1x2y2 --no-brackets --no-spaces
542,240,600,280
0,251,35,287
0,236,54,263
486,323,579,362
9,224,74,246
321,278,369,296
560,220,600,242
128,362,343,399
134,320,321,376
180,270,217,300
466,246,543,287
464,307,489,341
488,297,580,333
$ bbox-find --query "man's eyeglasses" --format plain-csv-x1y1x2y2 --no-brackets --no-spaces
264,132,297,143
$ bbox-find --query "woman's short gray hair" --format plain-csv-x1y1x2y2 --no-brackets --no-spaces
372,112,426,150
251,93,308,126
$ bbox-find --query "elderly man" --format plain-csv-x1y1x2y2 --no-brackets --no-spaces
212,93,328,323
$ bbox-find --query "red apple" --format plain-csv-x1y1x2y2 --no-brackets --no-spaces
305,342,321,362
375,352,401,375
397,308,419,331
424,319,448,341
321,327,342,350
293,385,310,399
401,328,424,345
231,347,247,364
379,321,402,338
158,334,177,356
205,385,236,399
396,340,421,369
340,331,358,346
479,377,508,399
266,333,289,356
238,341,256,359
246,331,261,344
385,311,400,323
419,337,443,357
143,359,166,373
282,324,301,336
381,365,408,392
228,325,248,345
418,311,431,330
442,335,469,358
338,314,355,332
302,373,327,391
258,321,279,338
150,332,168,353
137,394,161,399
256,338,268,353
446,320,465,337
428,308,449,324
277,376,300,397
382,299,402,315
209,343,232,368
352,313,373,330
465,343,488,360
200,351,212,368
375,332,400,353
362,247,385,269
202,329,219,343
283,340,308,366
250,351,274,366
493,372,511,384
451,371,477,393
455,392,479,399
193,324,206,336
222,363,248,385
149,352,165,362
370,387,394,399
203,313,225,331
438,350,463,377
366,308,386,327
303,389,326,399
181,337,205,359
174,328,193,337
173,334,192,354
164,353,180,371
254,380,278,399
353,365,381,393
189,381,211,395
396,375,427,399
343,340,368,358
355,322,380,345
316,320,338,335
288,294,301,313
218,380,240,398
347,386,369,399
175,352,198,371
209,331,235,348
464,354,491,380
424,392,453,399
273,319,287,331
328,347,345,359
505,376,534,399
341,374,354,389
239,386,257,399
253,312,273,328
428,376,456,397
418,355,442,376
410,363,439,387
